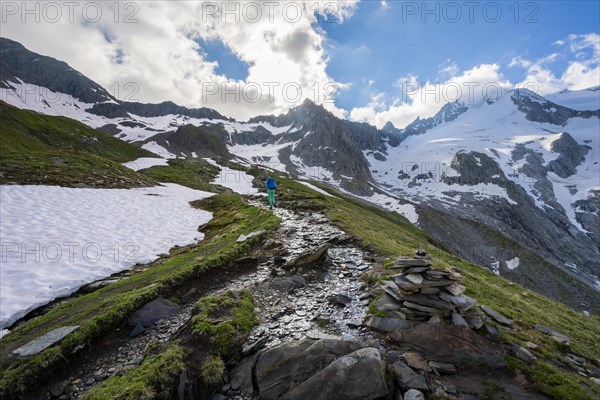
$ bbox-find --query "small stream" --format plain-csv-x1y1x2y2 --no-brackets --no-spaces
62,199,376,399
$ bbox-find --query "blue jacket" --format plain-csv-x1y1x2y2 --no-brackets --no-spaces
266,177,277,190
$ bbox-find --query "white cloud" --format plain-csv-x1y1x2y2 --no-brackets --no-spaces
351,33,600,129
352,64,510,129
512,33,600,94
1,0,359,120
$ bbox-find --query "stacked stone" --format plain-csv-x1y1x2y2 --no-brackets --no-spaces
367,250,484,331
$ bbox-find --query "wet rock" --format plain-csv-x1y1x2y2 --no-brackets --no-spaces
389,324,505,367
129,322,146,337
392,361,429,391
284,243,330,269
9,326,79,359
230,352,261,394
237,230,266,243
480,305,513,326
404,389,425,400
366,317,419,332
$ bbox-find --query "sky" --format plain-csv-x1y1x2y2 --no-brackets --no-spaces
2,0,599,127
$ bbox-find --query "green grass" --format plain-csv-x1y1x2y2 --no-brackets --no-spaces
0,101,156,188
200,356,225,388
0,194,279,397
248,168,600,400
81,343,184,400
192,290,259,357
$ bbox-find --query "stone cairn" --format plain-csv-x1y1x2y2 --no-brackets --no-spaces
367,249,490,332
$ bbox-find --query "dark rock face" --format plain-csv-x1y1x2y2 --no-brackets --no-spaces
140,124,231,159
547,132,591,178
237,338,388,400
511,89,600,125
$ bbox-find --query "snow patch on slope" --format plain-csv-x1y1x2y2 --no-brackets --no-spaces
0,184,213,329
122,157,169,171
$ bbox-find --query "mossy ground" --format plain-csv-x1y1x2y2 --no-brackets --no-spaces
0,194,279,396
192,289,259,357
80,343,184,400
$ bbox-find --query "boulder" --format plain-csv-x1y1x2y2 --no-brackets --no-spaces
254,339,362,399
284,243,330,268
480,305,513,326
9,326,79,359
281,347,388,400
271,276,307,291
388,324,505,367
392,361,429,391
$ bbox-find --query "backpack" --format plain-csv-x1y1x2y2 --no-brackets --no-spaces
266,178,277,190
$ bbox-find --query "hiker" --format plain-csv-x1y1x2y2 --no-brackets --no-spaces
265,176,277,210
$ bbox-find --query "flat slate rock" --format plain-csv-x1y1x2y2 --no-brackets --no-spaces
480,305,513,326
403,351,432,372
389,324,505,367
9,326,79,359
284,243,330,268
129,297,181,329
392,361,429,391
366,317,419,332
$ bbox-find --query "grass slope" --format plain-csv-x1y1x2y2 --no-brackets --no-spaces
0,101,156,188
250,169,600,400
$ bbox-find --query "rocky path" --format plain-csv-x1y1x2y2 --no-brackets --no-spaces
46,198,378,399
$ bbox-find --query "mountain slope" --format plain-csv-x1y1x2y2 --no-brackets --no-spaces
366,89,600,297
0,101,156,188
